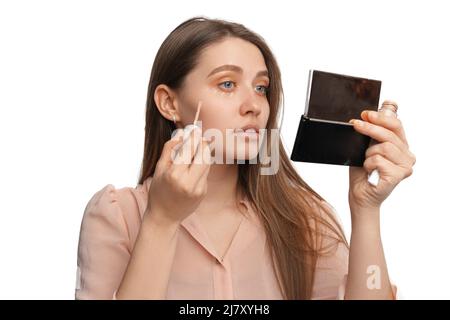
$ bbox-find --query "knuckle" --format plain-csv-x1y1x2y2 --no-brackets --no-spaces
366,143,376,156
163,141,174,153
179,184,191,196
167,170,178,183
380,142,389,155
164,138,174,148
167,134,183,146
393,118,402,130
385,142,397,155
411,152,417,165
192,188,204,198
405,167,413,178
373,154,384,165
363,158,372,171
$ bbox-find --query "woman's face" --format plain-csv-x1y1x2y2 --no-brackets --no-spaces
176,37,271,161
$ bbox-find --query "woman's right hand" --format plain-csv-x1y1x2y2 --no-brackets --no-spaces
144,124,213,227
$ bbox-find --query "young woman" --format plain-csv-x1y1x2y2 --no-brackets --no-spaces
75,16,415,300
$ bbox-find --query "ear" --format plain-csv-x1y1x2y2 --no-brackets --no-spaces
154,84,180,123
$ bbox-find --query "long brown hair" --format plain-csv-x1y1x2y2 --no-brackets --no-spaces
138,16,347,299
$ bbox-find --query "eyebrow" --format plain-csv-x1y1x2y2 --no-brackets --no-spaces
207,64,269,79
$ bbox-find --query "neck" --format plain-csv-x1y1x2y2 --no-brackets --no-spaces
200,163,239,210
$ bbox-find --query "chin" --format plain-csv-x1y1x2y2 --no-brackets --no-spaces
232,145,260,162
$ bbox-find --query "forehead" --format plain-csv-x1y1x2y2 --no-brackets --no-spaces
195,37,267,75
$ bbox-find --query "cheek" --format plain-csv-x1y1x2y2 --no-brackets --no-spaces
197,90,238,131
197,87,271,131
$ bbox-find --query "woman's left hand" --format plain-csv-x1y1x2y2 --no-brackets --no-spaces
348,101,416,211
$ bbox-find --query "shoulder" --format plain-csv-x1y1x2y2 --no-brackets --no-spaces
83,184,119,214
80,180,150,244
83,183,143,217
303,194,348,254
90,177,151,211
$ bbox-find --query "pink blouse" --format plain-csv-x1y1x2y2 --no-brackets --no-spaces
75,177,397,300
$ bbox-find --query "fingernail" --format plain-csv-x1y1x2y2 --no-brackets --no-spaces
361,111,369,118
380,109,397,118
354,120,363,126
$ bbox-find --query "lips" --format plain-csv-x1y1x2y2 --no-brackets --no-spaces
233,126,260,140
234,126,260,134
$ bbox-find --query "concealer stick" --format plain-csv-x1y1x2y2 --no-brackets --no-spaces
193,100,202,126
182,101,202,139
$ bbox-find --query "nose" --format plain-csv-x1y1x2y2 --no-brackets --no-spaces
239,85,262,117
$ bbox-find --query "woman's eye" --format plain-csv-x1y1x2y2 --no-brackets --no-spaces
219,81,235,91
256,85,269,95
218,81,268,95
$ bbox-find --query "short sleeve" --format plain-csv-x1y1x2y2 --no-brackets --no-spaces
312,239,350,300
75,185,131,300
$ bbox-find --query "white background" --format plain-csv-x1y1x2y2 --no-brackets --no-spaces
0,0,448,299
